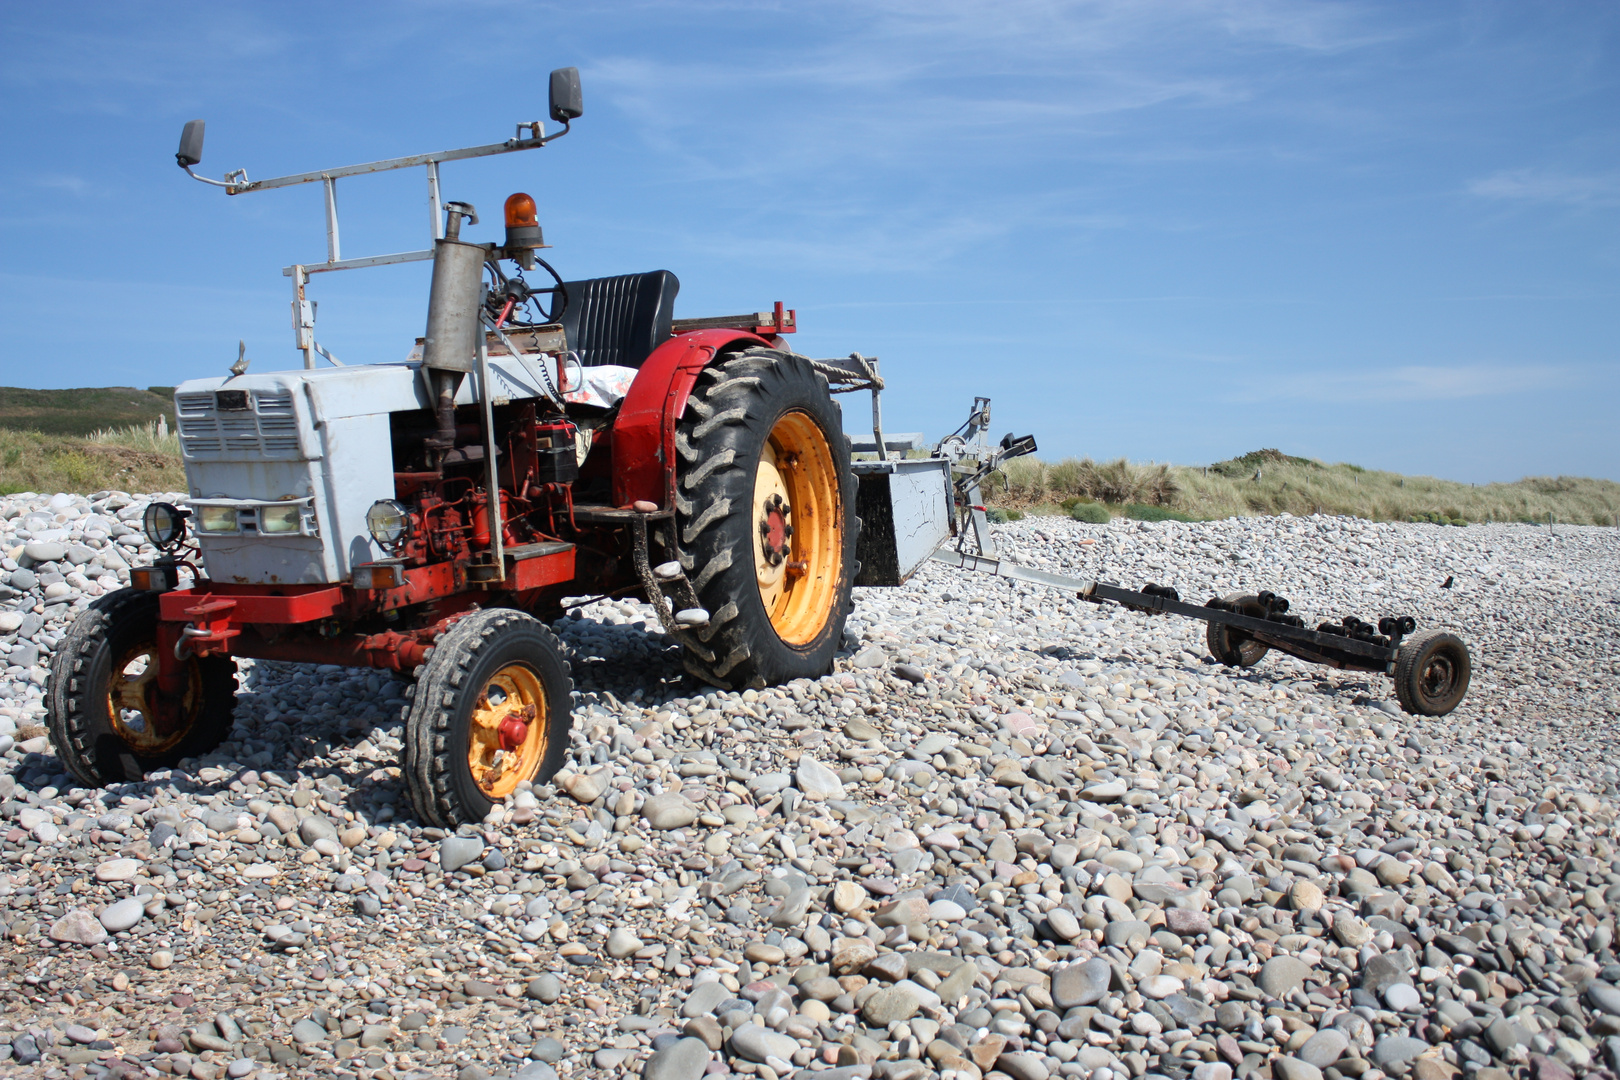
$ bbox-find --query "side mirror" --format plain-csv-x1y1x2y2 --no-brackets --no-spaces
177,120,205,167
549,67,582,123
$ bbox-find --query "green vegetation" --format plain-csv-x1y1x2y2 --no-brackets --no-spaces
0,385,184,495
0,422,184,496
1062,498,1110,524
0,386,175,437
984,448,1620,526
1124,503,1196,523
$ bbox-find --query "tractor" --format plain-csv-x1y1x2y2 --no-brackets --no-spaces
46,68,916,827
46,65,1474,829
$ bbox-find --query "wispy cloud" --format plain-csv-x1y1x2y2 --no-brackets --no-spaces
1235,363,1574,403
1468,168,1620,207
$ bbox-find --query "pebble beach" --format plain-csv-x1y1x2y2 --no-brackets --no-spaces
0,490,1616,1080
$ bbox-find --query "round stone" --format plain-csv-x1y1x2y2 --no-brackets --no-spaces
1382,982,1422,1012
94,858,141,882
1259,955,1312,999
1289,880,1325,913
606,927,644,958
48,909,107,945
642,794,698,830
1139,974,1184,999
98,897,145,932
1052,958,1112,1010
643,1037,711,1080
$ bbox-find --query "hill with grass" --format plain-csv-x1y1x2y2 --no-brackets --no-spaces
0,384,1613,525
0,385,183,495
985,448,1620,526
0,386,175,437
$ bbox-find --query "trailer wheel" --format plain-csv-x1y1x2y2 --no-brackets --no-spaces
1392,629,1470,716
1205,593,1271,668
45,588,237,786
403,608,573,828
675,349,857,689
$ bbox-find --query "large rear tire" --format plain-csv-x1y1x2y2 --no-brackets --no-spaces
403,608,573,828
46,589,238,786
1392,629,1470,716
675,350,857,689
1205,593,1271,668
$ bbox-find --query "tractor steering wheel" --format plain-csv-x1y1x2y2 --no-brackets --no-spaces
496,258,569,326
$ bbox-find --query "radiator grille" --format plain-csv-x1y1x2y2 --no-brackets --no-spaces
178,390,301,458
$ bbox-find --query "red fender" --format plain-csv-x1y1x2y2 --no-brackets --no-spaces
611,329,778,507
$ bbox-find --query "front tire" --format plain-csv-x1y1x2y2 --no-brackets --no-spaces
675,350,857,689
1206,593,1271,668
403,608,573,828
46,589,238,786
1392,629,1470,716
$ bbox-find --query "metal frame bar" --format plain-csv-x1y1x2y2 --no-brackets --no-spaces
214,126,557,361
475,316,506,583
931,551,1397,671
222,134,549,196
1087,583,1396,664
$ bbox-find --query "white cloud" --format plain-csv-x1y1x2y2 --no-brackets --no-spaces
1468,168,1620,207
1235,363,1573,403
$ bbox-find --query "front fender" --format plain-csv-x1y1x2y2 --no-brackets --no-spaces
611,329,777,507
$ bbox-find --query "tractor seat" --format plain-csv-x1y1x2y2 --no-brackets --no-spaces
558,270,679,368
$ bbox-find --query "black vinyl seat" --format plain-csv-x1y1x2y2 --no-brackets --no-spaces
558,270,679,368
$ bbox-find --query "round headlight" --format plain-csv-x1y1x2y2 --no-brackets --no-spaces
366,500,411,548
142,502,187,549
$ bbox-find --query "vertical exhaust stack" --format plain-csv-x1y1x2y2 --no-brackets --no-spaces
421,202,488,463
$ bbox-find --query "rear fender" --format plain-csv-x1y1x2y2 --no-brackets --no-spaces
611,329,778,507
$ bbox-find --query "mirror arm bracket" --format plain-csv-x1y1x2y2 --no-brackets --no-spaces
181,164,251,191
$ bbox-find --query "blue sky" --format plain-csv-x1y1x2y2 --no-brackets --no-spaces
2,1,1616,483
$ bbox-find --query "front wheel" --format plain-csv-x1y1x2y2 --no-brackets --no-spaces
1392,629,1470,716
675,350,858,689
403,608,573,828
46,589,238,786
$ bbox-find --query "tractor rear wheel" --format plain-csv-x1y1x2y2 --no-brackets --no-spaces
675,349,857,689
1392,629,1470,716
46,588,238,785
403,608,573,828
1205,593,1271,668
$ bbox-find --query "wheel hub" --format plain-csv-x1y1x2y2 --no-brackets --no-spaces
1422,656,1455,695
497,711,531,752
758,492,793,565
108,645,198,754
469,665,547,799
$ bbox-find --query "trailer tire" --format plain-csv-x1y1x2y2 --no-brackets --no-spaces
1205,593,1271,668
46,588,238,786
403,608,573,828
675,349,857,689
1392,629,1470,716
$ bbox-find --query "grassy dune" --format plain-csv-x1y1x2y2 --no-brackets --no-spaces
0,386,175,437
0,386,1612,529
985,449,1620,526
0,422,185,496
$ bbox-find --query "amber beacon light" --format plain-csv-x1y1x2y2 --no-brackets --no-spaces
504,193,544,250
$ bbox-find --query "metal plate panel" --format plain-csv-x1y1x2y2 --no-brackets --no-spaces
852,457,953,587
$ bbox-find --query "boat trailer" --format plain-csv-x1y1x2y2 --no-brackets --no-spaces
846,392,1472,718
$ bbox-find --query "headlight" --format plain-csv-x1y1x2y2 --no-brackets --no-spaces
259,504,303,534
196,506,239,533
366,500,411,548
142,502,187,549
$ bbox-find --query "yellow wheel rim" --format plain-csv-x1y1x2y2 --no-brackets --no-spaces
107,644,200,755
467,662,549,800
752,410,843,646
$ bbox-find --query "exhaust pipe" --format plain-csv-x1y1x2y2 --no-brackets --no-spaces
421,202,488,462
